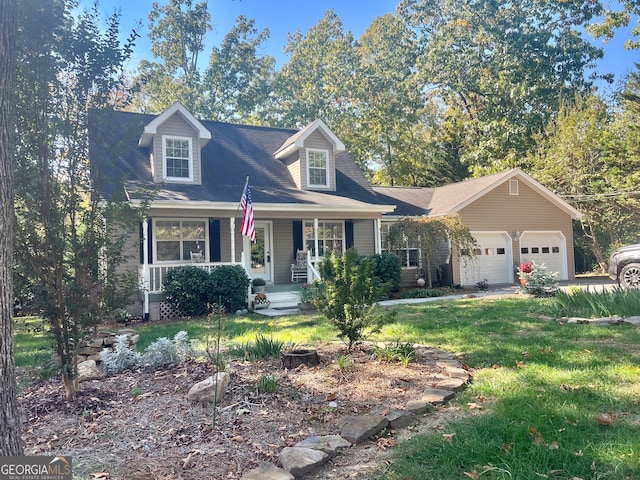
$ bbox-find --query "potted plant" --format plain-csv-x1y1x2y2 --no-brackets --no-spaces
252,277,266,293
297,283,317,311
517,262,533,285
252,292,270,310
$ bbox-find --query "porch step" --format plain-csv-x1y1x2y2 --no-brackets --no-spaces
252,290,300,311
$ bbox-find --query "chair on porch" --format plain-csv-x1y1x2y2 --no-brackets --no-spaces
190,251,204,263
291,250,308,282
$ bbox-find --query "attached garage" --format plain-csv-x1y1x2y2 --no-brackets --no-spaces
459,232,514,286
518,231,568,280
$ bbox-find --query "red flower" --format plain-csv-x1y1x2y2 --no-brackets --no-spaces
519,262,533,273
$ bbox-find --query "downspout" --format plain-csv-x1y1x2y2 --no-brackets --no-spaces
142,219,150,321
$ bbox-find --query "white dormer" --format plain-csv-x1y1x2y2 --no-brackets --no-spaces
138,103,211,185
274,119,345,192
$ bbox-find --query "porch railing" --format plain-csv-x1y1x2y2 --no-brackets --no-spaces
140,262,246,294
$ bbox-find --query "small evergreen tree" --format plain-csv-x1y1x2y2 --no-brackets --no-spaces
317,249,393,350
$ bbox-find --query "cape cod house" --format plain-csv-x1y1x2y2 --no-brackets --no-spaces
90,103,581,320
90,103,396,319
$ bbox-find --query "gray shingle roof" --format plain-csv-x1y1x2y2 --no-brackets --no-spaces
89,109,389,208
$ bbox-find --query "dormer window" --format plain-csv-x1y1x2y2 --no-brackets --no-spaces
307,149,329,188
163,135,193,181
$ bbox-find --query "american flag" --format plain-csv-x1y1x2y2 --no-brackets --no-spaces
240,183,255,242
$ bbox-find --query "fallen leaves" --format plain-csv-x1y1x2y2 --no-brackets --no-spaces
594,412,617,426
442,433,456,442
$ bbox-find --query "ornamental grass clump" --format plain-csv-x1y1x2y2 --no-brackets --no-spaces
517,261,558,297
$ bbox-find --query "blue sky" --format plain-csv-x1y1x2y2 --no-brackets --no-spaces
98,0,639,93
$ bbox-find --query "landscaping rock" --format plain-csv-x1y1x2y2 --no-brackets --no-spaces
421,388,455,405
406,400,431,415
280,447,329,477
295,435,351,457
338,415,389,444
241,462,293,480
623,316,640,326
433,377,467,392
77,360,103,382
187,372,230,403
441,366,470,381
386,410,414,429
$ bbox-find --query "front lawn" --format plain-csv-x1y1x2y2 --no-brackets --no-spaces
13,294,640,479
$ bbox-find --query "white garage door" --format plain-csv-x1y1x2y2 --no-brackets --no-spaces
460,232,512,286
519,231,567,280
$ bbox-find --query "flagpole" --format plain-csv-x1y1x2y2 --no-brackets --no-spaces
235,175,250,222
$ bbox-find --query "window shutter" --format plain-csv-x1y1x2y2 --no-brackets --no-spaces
209,219,221,262
293,220,303,257
345,220,354,249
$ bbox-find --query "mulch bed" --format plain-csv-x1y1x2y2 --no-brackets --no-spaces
18,343,461,479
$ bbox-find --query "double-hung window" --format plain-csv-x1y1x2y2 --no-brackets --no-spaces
155,219,206,262
163,136,193,181
381,223,419,268
307,149,329,188
304,220,343,256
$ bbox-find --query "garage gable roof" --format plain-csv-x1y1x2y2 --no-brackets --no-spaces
373,169,582,219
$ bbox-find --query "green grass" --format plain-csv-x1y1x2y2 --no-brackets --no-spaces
13,295,640,479
375,297,640,480
13,316,53,368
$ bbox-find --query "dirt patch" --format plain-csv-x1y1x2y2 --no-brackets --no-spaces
19,343,471,479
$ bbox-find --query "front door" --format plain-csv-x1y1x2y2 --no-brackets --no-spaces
249,222,272,282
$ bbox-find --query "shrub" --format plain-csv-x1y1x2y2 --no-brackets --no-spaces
317,249,395,350
210,265,250,312
141,337,177,368
163,266,213,317
518,261,558,297
227,333,288,361
100,335,141,374
368,253,402,294
402,288,445,299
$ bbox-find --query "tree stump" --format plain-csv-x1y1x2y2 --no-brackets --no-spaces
281,349,320,369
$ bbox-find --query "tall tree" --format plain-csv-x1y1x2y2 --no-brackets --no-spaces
15,0,139,399
0,0,23,456
352,13,467,186
528,93,640,272
134,0,211,112
200,15,275,122
267,10,359,130
398,0,605,174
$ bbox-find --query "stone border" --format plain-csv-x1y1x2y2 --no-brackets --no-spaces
240,346,472,479
559,315,640,326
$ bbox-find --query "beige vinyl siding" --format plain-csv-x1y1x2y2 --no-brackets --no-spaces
301,130,335,191
452,180,575,283
152,114,201,184
353,220,375,255
282,153,302,189
218,218,243,263
272,220,294,283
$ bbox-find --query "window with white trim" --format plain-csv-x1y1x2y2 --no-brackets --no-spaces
154,219,206,262
304,220,343,255
163,136,193,181
307,149,329,187
381,223,419,268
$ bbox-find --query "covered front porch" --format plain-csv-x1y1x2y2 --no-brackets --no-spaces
137,215,384,319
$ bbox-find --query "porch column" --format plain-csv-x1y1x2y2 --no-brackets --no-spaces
314,218,319,262
374,218,382,254
230,217,236,263
142,219,150,320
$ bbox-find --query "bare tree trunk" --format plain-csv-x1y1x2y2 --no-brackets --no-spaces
0,0,24,456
